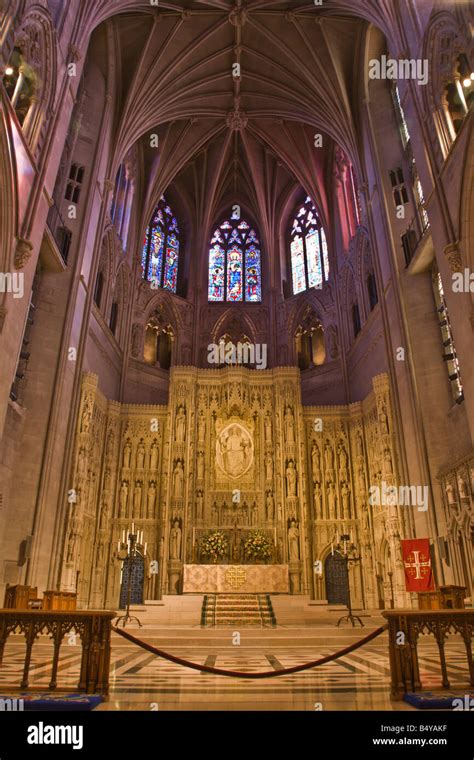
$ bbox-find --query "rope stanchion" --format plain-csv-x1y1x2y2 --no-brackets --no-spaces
112,623,388,679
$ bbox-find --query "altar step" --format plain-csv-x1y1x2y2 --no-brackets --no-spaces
201,594,277,627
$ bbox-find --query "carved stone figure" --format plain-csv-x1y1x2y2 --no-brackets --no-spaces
133,481,142,514
136,441,145,470
288,520,299,561
445,481,456,504
175,406,186,442
217,423,253,478
265,452,273,481
77,447,87,480
81,399,92,433
458,476,469,499
170,520,182,559
341,483,351,518
147,482,156,517
173,460,184,498
356,431,363,457
324,443,334,474
327,482,336,517
338,445,348,481
198,414,206,442
149,441,159,470
285,406,295,443
313,482,322,517
383,448,393,476
264,415,272,443
119,481,128,516
123,441,131,469
266,491,275,520
196,491,204,519
311,442,320,478
197,451,205,480
286,460,297,497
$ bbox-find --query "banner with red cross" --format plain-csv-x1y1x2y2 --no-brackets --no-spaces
401,538,435,592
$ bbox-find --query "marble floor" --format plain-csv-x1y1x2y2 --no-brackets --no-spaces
0,597,471,711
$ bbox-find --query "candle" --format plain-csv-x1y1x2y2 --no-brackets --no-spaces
122,530,125,543
117,540,120,552
144,542,147,555
331,542,334,556
132,522,135,534
343,523,346,535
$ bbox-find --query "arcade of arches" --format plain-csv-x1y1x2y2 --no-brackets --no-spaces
0,0,473,710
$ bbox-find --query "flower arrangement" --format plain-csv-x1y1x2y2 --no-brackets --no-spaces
201,531,228,563
244,530,273,562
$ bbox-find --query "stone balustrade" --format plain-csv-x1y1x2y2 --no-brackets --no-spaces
0,609,115,696
383,609,474,700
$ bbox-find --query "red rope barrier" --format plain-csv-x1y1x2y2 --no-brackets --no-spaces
112,624,388,679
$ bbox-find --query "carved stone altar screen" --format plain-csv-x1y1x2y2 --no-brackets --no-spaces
61,369,408,609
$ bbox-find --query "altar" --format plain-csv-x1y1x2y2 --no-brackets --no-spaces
183,564,289,593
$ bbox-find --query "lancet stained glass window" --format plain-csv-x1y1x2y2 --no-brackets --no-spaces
290,196,329,294
141,196,180,292
208,216,262,302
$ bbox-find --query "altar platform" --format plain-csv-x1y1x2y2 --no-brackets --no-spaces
182,564,289,593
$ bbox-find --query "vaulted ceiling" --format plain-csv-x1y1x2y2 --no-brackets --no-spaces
84,2,395,247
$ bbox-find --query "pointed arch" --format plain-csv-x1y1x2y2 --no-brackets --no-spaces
208,215,262,303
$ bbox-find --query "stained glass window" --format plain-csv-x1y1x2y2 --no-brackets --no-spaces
289,196,329,294
208,215,262,302
141,196,180,292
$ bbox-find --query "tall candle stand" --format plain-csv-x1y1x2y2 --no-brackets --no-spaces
332,533,364,628
115,525,146,628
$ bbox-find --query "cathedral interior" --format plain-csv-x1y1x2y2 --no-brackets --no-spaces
0,0,473,714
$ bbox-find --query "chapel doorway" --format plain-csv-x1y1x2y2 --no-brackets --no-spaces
325,553,349,605
119,554,145,608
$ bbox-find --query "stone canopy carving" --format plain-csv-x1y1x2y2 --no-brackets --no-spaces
216,421,254,479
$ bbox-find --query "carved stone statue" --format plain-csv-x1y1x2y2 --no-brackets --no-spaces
266,491,275,520
198,414,206,442
338,445,348,481
445,481,455,504
136,441,145,470
285,406,295,443
313,482,322,517
288,520,299,561
356,431,363,457
133,481,142,514
123,441,131,469
286,460,297,497
77,448,86,480
341,482,351,518
324,443,334,474
311,442,320,478
119,481,128,516
81,399,92,433
196,491,204,519
173,460,184,498
197,451,205,480
175,406,186,443
264,415,272,443
458,476,469,499
149,441,159,470
170,520,182,559
147,482,156,517
265,453,273,481
327,482,336,517
379,406,389,435
383,448,393,476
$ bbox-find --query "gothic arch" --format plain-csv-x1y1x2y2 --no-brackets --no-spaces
210,308,257,346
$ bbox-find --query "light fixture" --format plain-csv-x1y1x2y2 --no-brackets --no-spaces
5,66,14,76
463,77,471,88
471,72,474,81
